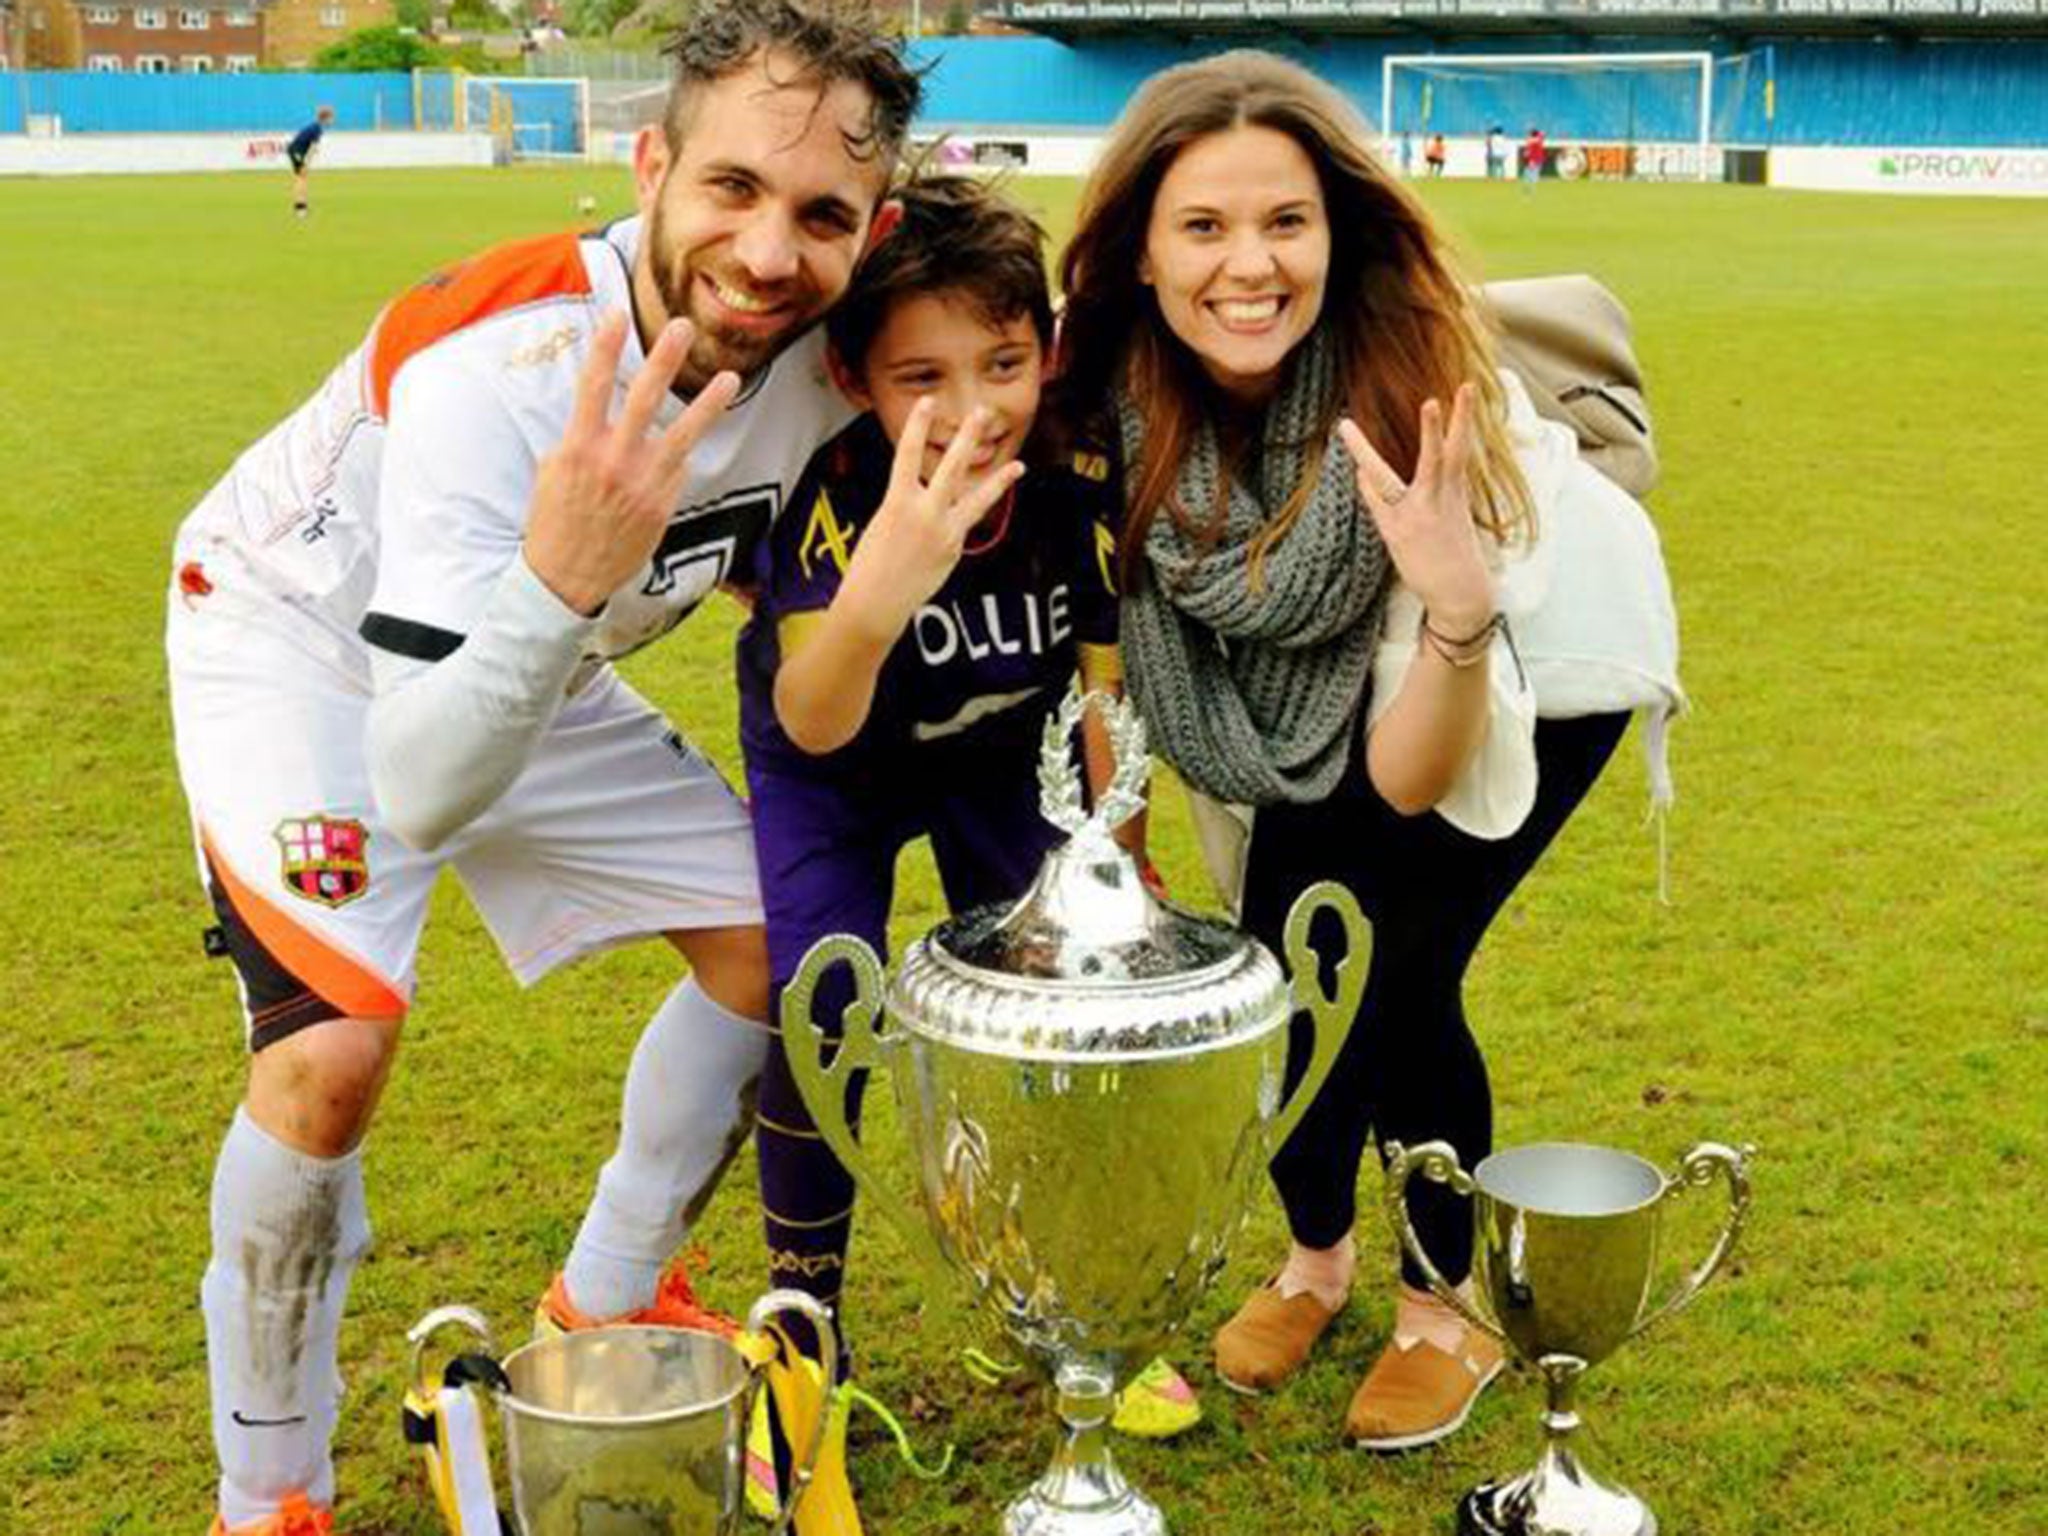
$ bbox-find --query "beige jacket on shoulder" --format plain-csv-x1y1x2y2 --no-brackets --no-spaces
1186,368,1684,915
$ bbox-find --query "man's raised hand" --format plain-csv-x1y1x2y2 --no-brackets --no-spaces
524,311,743,616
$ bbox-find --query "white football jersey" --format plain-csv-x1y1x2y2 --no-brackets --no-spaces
174,218,855,678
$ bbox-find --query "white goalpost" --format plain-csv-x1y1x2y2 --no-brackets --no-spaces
461,73,593,163
1381,51,1717,183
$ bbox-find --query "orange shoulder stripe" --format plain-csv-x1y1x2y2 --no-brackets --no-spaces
369,229,593,418
202,829,409,1020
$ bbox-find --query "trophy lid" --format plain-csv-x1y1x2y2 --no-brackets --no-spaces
888,693,1289,1060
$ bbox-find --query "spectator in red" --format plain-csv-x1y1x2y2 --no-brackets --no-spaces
1520,125,1546,187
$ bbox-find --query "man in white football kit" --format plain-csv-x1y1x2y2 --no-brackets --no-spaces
164,6,920,1532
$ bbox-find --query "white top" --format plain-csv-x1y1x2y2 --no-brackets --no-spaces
1366,368,1685,840
174,218,854,849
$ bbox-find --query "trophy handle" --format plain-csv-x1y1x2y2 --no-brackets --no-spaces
742,1290,842,1536
1381,1140,1505,1343
1269,880,1369,1152
1628,1140,1754,1343
403,1306,512,1536
779,934,943,1270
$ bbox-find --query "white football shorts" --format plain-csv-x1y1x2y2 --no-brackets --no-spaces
166,544,762,1049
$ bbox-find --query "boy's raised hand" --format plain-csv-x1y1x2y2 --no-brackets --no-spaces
836,400,1026,643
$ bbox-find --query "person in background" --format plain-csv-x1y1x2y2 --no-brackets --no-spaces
1522,123,1547,187
286,106,334,218
1053,49,1680,1452
1426,131,1447,177
1485,124,1506,179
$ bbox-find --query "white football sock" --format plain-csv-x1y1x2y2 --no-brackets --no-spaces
203,1105,371,1528
563,978,768,1319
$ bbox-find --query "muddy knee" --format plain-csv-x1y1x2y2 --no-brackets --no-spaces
246,1016,402,1156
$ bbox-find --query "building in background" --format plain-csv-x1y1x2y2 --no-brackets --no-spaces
13,0,84,66
2,0,390,69
262,0,389,67
72,0,264,73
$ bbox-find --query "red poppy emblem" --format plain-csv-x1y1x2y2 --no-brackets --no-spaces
274,815,371,908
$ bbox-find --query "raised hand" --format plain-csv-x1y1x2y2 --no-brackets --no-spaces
834,400,1027,644
523,311,743,616
1337,383,1495,636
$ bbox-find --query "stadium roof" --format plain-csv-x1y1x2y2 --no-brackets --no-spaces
990,0,2048,37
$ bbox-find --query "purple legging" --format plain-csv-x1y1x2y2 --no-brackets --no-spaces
749,742,1059,1361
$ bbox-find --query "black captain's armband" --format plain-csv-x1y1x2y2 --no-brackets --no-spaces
360,612,465,662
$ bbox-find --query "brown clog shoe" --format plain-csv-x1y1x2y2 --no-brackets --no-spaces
1213,1283,1345,1395
1344,1327,1505,1450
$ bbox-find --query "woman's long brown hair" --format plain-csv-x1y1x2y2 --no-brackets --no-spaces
1054,50,1532,591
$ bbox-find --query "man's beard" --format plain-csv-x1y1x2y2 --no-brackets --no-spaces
647,199,808,392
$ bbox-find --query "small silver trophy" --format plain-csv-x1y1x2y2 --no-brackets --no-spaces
404,1290,839,1535
1384,1139,1754,1536
782,690,1368,1536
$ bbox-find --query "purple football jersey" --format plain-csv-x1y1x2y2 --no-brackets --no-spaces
738,413,1120,778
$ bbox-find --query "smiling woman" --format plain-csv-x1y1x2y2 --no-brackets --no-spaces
1136,124,1332,402
1051,47,1681,1457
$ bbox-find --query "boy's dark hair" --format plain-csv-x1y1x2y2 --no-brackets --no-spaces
827,174,1055,376
661,0,924,167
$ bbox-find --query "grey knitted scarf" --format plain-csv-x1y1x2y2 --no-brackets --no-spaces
1118,327,1390,806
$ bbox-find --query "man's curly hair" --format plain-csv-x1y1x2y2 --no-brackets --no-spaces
662,0,924,166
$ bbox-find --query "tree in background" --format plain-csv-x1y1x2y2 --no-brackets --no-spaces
313,20,521,71
942,0,970,33
313,23,442,69
563,0,645,37
602,0,691,40
444,0,501,32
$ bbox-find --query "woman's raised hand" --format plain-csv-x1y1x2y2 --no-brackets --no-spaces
1338,383,1495,634
837,400,1026,643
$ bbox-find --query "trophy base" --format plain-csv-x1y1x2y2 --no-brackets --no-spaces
1002,1484,1166,1536
1457,1475,1657,1536
999,1362,1168,1536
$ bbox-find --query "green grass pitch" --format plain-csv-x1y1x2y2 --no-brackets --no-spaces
1,164,2044,1534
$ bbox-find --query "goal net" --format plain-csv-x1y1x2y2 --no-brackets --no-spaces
461,74,592,163
1381,52,1717,182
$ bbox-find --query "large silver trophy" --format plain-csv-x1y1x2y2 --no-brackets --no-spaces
781,691,1367,1536
1384,1139,1754,1536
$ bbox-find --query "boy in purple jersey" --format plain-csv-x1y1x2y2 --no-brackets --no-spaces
735,180,1195,1502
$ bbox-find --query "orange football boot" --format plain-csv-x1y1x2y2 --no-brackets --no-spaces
536,1252,738,1339
208,1491,332,1536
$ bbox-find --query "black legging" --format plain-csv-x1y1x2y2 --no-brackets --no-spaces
1239,711,1630,1289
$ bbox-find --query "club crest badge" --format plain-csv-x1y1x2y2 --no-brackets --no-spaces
274,815,370,908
